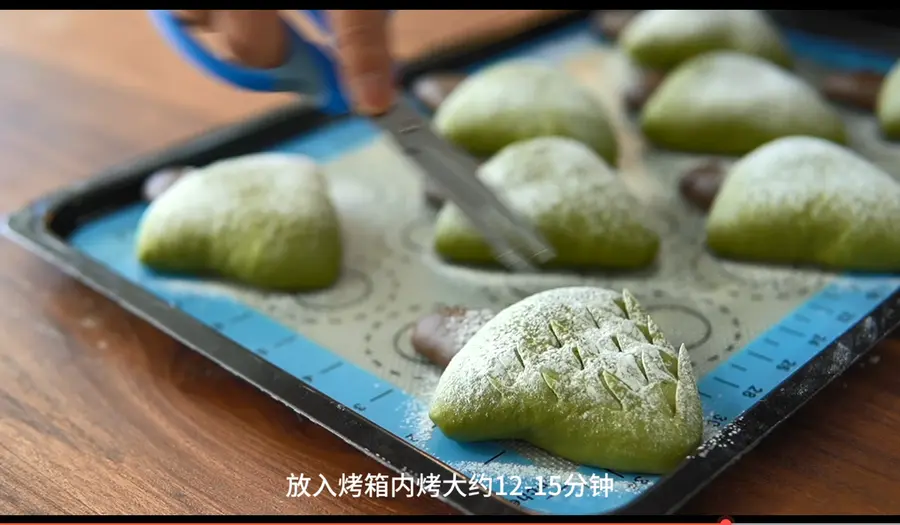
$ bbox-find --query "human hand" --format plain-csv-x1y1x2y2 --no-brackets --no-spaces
175,10,396,115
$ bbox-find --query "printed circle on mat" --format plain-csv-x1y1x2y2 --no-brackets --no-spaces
643,303,713,351
622,288,744,376
294,268,375,311
422,250,649,304
362,306,443,398
690,249,830,301
392,319,431,365
400,213,435,254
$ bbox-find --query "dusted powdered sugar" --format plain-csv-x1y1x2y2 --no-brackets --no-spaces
434,136,659,269
400,374,440,441
437,62,607,131
433,61,618,160
707,136,900,271
441,308,496,353
437,287,690,408
429,286,704,474
478,137,653,241
658,52,833,134
145,153,326,227
623,10,731,45
449,459,574,484
136,153,338,277
694,416,744,459
448,459,654,496
620,10,790,71
716,136,900,228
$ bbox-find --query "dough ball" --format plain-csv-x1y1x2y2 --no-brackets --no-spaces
641,51,846,156
433,137,658,270
706,136,900,272
135,153,343,291
429,287,703,474
620,10,791,71
433,62,619,164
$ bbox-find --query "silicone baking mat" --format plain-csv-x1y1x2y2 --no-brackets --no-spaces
5,11,900,516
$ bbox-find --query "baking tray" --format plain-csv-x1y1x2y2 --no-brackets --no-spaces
4,10,900,516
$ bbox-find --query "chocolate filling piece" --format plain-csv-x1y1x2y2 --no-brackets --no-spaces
625,69,666,112
590,10,639,41
679,160,726,212
820,71,885,112
411,306,495,369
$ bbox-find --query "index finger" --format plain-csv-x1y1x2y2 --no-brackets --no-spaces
327,10,396,115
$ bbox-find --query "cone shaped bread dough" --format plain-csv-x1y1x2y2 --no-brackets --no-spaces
876,60,900,140
620,10,792,71
429,287,703,474
707,136,900,272
136,153,342,291
433,62,619,164
432,137,659,269
641,52,847,156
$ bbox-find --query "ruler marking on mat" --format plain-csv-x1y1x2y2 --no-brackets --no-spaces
747,350,773,362
64,22,900,516
484,451,506,465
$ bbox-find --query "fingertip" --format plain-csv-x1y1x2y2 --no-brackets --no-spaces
215,10,287,69
328,10,396,114
174,10,212,27
353,74,397,116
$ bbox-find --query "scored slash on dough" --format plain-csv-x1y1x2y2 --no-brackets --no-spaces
485,289,687,415
430,287,703,474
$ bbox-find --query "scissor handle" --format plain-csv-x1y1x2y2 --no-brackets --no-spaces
148,10,391,116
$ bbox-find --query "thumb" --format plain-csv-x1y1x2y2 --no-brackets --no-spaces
327,10,396,115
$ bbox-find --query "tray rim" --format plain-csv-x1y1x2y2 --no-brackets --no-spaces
2,10,899,516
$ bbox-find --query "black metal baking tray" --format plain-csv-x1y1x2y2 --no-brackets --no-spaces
3,10,900,516
771,10,900,57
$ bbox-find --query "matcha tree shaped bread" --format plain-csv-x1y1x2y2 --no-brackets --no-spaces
430,287,703,474
432,137,659,269
641,51,847,156
136,153,343,291
619,10,792,71
433,62,619,164
707,136,900,272
877,60,900,140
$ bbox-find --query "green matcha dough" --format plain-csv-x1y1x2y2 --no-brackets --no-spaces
641,51,847,156
432,62,619,164
707,136,900,272
135,153,342,291
876,60,900,140
619,10,792,71
429,286,703,474
432,136,659,269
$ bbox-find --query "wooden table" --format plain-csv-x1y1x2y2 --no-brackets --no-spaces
0,10,897,515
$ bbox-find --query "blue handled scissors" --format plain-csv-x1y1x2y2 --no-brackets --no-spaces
148,9,555,271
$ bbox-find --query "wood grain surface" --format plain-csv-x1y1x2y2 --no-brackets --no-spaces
0,10,897,515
